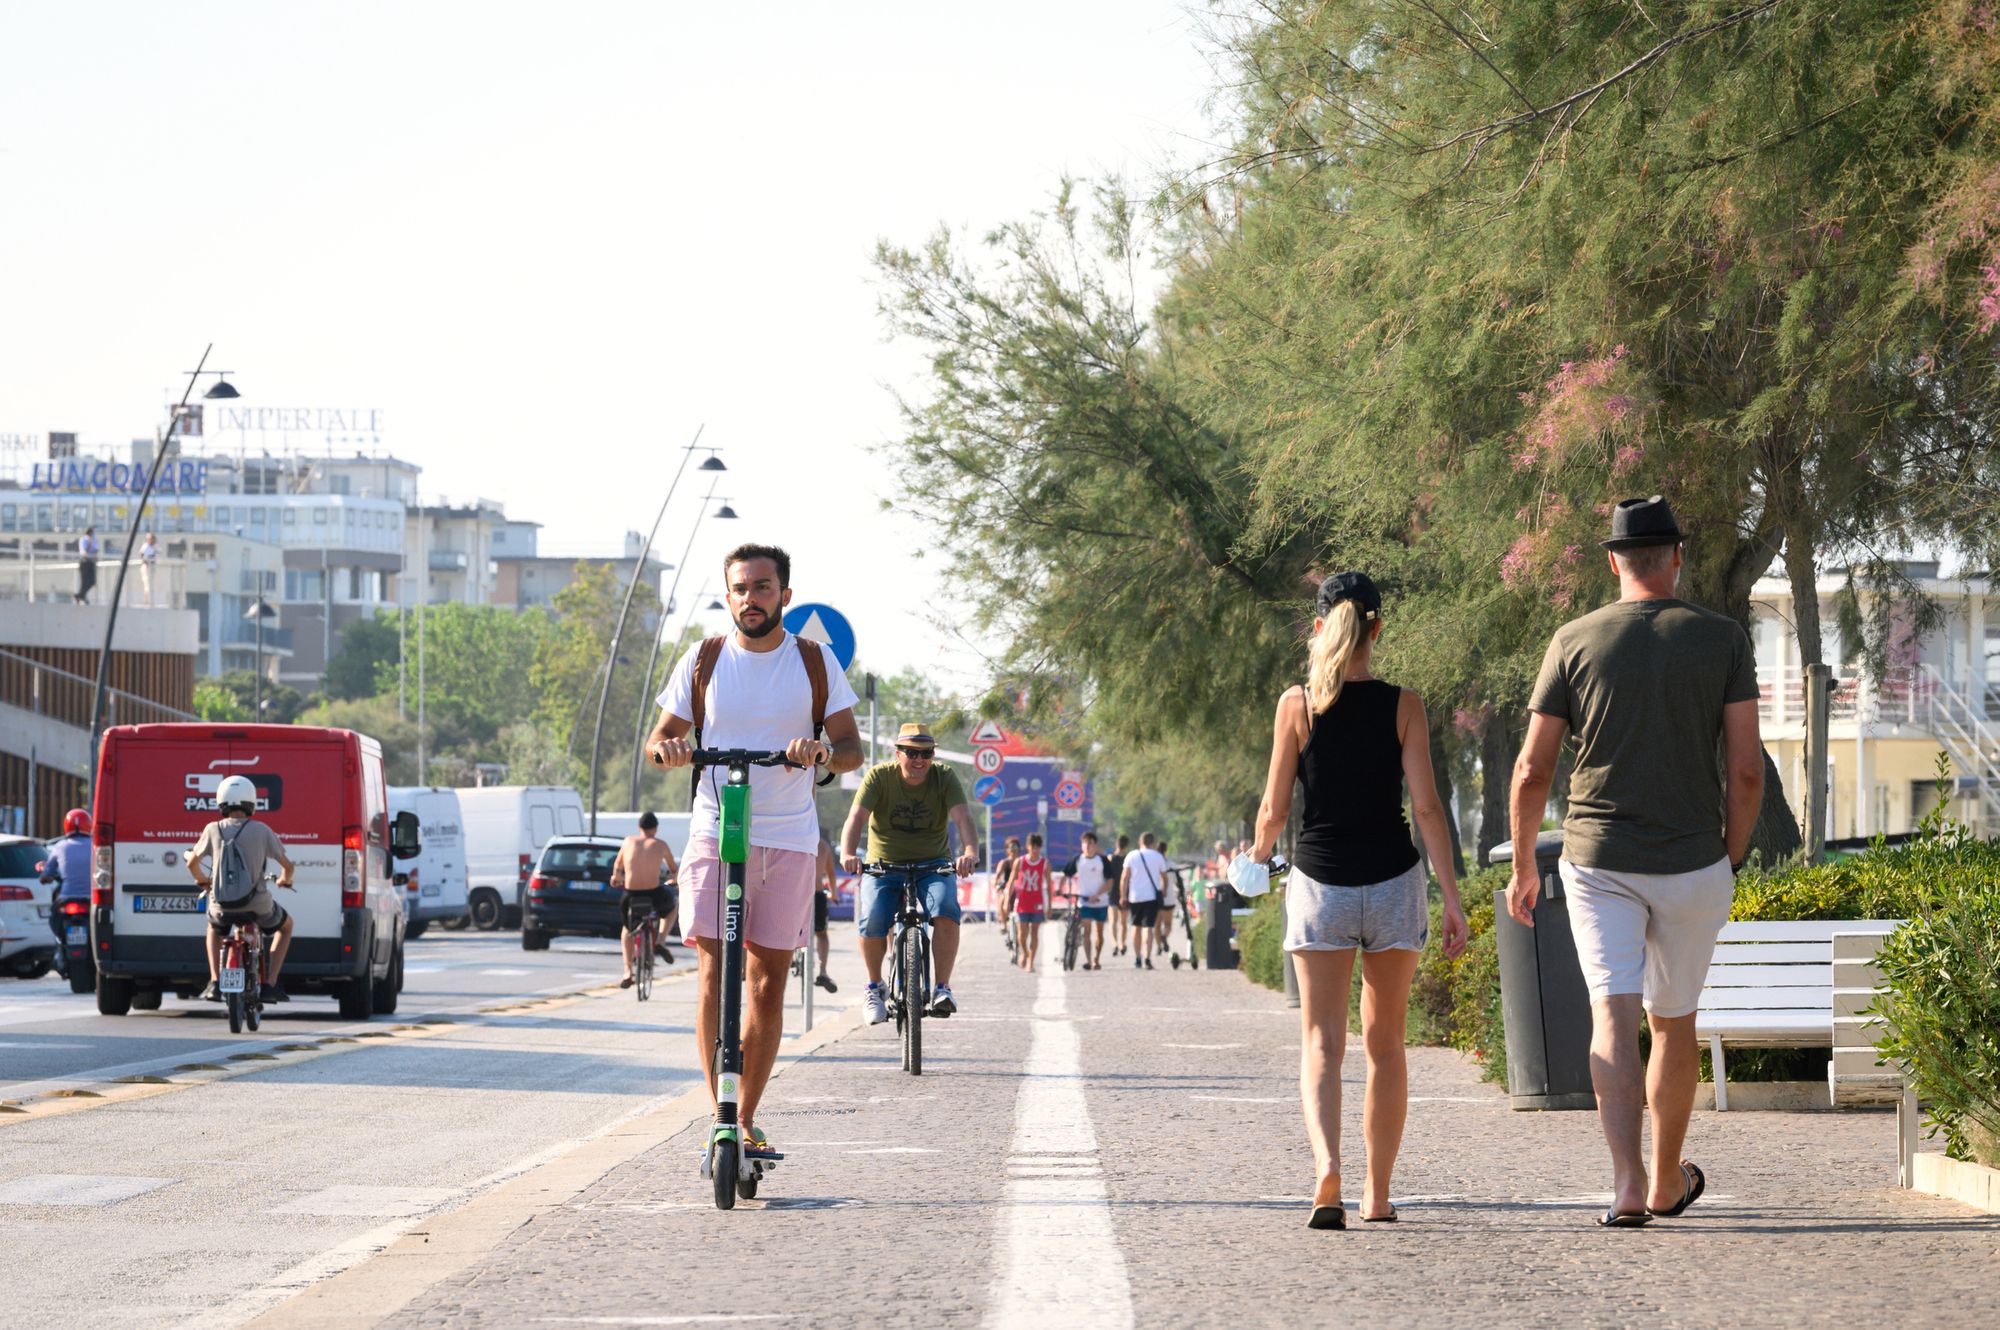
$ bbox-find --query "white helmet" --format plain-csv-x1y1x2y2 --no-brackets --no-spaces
215,775,258,811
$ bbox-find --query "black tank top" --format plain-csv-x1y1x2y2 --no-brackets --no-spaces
1293,679,1421,887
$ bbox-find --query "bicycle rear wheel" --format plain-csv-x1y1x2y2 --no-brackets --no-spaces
636,924,654,1002
902,927,924,1076
1063,915,1081,971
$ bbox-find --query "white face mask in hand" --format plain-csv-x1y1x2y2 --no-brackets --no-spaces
1228,853,1272,898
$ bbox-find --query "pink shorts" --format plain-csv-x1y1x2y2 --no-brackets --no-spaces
679,838,818,953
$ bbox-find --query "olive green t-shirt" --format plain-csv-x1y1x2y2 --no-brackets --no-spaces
854,761,968,863
1529,598,1759,873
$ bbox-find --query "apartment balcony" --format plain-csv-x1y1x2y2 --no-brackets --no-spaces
429,549,469,572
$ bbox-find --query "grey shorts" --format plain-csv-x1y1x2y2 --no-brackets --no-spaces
1283,861,1427,953
207,884,287,935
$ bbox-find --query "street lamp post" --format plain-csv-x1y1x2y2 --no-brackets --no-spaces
583,431,720,834
625,481,737,807
88,345,240,797
243,596,277,718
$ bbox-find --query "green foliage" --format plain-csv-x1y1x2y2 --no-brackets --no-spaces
1236,890,1286,993
1874,828,2000,1166
193,680,245,722
324,613,400,702
210,670,308,725
298,696,422,785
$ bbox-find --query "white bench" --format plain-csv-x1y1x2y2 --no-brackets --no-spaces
1828,926,1920,1186
1695,920,1899,1112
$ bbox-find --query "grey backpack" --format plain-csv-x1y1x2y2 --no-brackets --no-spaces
214,821,257,907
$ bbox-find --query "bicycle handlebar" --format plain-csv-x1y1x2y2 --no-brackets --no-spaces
688,748,807,771
859,858,954,874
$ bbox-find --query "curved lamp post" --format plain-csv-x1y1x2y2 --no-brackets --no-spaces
624,481,737,807
88,345,239,796
583,430,720,834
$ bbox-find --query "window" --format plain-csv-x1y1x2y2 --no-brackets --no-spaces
530,806,556,847
331,475,351,495
214,506,230,524
557,805,583,835
250,507,265,525
1,505,14,531
284,508,296,525
540,844,619,875
313,507,327,525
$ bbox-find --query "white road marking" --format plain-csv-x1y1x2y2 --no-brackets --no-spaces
531,1318,797,1326
0,1173,174,1206
0,1040,92,1048
271,1185,463,1217
987,967,1132,1330
843,1147,940,1155
480,968,534,976
1163,1042,1244,1050
1190,1095,1283,1104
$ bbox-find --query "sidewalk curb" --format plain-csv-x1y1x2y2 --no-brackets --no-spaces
243,1002,865,1330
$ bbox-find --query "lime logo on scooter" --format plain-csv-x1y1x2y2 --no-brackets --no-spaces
719,1074,739,1102
726,882,743,901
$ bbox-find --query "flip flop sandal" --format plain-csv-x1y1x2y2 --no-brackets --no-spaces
1648,1161,1706,1218
1597,1209,1653,1227
1307,1203,1347,1230
743,1125,783,1160
1362,1205,1399,1223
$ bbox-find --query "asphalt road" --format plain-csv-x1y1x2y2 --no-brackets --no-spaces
0,928,861,1328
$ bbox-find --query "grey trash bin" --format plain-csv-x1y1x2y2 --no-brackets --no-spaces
1490,833,1596,1110
1204,882,1240,970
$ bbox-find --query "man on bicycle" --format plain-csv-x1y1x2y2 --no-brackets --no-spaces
186,775,296,1003
838,722,978,1025
1061,830,1115,970
646,543,863,1159
611,811,678,987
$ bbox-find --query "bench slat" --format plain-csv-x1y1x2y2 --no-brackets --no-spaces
1717,920,1896,943
1697,1008,1827,1039
1707,942,1832,964
1703,964,1834,988
1701,986,1832,1011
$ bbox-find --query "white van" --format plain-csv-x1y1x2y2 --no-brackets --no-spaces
457,785,584,930
389,786,470,937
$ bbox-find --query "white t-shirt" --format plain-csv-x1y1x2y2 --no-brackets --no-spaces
1067,853,1110,907
1123,847,1168,903
658,633,858,855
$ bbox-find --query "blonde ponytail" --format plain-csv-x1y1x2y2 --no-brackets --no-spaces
1306,599,1366,714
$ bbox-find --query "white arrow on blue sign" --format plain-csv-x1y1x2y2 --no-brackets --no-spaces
783,602,856,671
972,774,1005,807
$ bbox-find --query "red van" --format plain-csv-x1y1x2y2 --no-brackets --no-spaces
90,723,418,1018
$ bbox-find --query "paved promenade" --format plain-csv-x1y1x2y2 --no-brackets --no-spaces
267,927,1999,1329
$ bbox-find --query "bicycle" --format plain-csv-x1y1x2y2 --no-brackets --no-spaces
1059,887,1083,973
631,903,660,1002
688,747,803,1209
862,857,951,1076
211,874,291,1034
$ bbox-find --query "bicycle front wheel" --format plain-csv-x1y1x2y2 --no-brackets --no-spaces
1063,916,1081,971
902,927,924,1076
636,927,654,1002
226,991,243,1035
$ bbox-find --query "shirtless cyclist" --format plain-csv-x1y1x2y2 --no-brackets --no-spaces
612,811,679,987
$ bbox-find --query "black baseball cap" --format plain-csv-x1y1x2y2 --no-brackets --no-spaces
1316,571,1382,620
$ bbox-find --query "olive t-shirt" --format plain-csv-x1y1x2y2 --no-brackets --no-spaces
854,761,968,863
1529,598,1758,873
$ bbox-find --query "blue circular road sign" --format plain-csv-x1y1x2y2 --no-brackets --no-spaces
973,774,1005,807
783,602,856,671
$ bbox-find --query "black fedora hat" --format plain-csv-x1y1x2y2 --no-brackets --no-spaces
1601,496,1684,551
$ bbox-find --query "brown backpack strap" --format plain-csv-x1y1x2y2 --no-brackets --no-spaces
795,635,834,785
687,635,726,802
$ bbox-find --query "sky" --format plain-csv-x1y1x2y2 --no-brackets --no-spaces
0,1,1223,688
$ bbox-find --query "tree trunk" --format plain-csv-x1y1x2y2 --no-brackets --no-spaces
1477,713,1522,867
1427,724,1467,878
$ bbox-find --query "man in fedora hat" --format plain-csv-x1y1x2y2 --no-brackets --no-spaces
839,722,980,1024
1508,495,1765,1227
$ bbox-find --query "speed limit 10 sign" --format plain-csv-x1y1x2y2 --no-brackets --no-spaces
973,746,1004,775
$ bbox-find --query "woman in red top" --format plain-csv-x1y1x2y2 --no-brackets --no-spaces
1011,833,1050,973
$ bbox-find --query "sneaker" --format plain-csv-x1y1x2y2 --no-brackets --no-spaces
864,982,889,1025
1134,956,1143,969
656,944,675,964
929,984,956,1018
1145,958,1155,970
200,981,221,1002
261,984,289,1003
815,973,838,993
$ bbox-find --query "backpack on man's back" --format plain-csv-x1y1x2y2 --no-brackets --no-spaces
213,821,258,908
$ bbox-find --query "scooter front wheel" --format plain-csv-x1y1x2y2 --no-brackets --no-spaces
711,1139,739,1211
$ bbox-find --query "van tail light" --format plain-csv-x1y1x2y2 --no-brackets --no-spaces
518,853,532,885
527,874,552,899
0,885,32,902
93,839,115,907
342,825,365,908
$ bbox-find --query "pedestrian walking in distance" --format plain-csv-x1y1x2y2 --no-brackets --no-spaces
1508,496,1764,1227
75,526,98,604
139,531,158,606
1251,571,1468,1230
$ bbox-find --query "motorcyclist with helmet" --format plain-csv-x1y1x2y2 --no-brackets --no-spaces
40,809,94,968
186,775,296,1003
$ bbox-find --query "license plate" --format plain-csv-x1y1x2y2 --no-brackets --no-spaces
66,926,87,944
421,885,440,897
568,880,604,892
134,895,202,913
220,967,245,994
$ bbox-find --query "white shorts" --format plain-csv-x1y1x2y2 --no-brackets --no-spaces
1559,857,1734,1018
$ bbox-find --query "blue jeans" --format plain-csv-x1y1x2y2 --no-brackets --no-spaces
858,865,960,938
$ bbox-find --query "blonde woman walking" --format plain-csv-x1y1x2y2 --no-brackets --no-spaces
1251,571,1468,1229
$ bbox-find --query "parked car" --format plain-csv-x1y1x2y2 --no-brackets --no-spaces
388,786,470,937
91,723,419,1017
0,836,56,978
457,786,584,931
521,835,633,950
